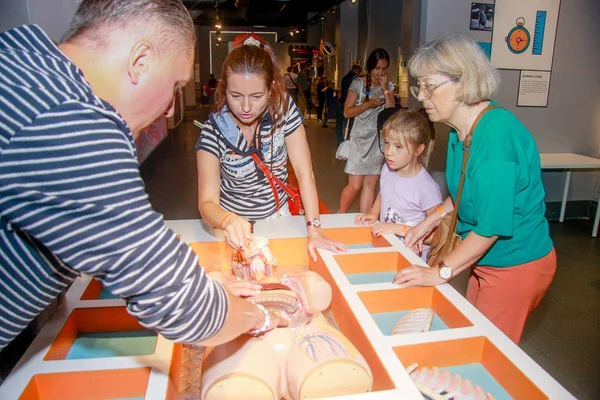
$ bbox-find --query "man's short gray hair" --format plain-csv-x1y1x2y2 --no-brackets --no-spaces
408,33,500,105
61,0,195,53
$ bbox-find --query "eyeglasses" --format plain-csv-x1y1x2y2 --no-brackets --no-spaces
410,76,461,99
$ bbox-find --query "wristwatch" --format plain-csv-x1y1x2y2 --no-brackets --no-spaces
438,264,453,280
307,218,321,228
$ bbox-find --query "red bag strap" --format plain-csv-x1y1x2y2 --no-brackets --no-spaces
251,153,298,198
446,105,501,240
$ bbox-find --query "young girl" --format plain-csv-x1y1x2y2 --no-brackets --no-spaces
355,109,442,261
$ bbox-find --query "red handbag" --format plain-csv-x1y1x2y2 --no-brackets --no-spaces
251,153,305,216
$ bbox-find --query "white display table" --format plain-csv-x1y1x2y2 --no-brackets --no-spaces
540,152,600,236
0,214,574,399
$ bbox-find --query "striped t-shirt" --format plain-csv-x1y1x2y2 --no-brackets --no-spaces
195,97,303,220
0,24,228,351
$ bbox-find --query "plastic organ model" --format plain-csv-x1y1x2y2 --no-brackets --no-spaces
202,237,373,400
407,363,495,400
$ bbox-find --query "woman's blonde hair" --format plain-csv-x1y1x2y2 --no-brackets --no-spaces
382,109,434,167
408,33,500,105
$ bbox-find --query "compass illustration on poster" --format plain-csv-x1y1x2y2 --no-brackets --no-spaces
505,17,530,54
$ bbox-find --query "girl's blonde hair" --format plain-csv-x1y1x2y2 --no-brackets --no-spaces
382,109,434,167
408,33,500,105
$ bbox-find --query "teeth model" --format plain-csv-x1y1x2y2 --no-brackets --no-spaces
390,308,434,335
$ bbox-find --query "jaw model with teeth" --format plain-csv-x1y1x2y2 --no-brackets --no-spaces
201,237,373,400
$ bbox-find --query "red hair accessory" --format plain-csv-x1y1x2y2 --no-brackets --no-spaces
232,33,267,49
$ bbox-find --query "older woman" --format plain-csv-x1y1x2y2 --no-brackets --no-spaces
394,34,556,344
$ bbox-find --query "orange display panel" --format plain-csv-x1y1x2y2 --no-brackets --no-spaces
333,251,411,275
19,367,151,400
394,337,547,399
321,227,392,248
357,287,472,331
311,255,396,393
44,307,156,361
189,227,391,273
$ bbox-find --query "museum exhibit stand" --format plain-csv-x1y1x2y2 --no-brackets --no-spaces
0,214,574,400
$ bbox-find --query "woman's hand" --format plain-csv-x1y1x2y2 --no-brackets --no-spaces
392,265,446,288
371,222,400,238
377,74,388,89
355,213,378,226
222,214,253,251
308,230,348,262
367,97,385,108
404,219,438,255
223,279,262,297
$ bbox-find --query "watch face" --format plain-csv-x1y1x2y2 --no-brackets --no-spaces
312,219,321,227
439,266,452,279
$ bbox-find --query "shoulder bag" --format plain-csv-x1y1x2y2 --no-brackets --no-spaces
335,79,365,160
428,105,500,267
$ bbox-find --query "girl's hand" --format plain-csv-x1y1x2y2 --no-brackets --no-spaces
223,279,262,298
371,222,399,237
392,265,446,288
355,213,378,226
308,230,348,262
367,97,385,108
248,304,289,335
377,74,388,89
222,214,253,251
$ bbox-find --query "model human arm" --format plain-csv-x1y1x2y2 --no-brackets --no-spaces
343,86,385,118
355,193,381,225
196,150,252,250
392,231,498,287
285,124,348,261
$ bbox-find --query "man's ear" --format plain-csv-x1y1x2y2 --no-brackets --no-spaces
128,40,153,85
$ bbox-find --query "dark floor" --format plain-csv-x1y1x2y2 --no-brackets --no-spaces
1,106,598,399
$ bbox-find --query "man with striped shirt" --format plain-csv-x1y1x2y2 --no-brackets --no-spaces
0,0,282,353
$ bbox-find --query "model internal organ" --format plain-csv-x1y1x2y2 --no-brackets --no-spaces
233,236,277,283
202,267,373,400
390,308,434,335
406,363,495,400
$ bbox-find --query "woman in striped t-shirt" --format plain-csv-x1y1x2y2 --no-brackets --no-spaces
195,34,347,261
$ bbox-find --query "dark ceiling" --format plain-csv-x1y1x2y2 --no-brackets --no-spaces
183,0,343,29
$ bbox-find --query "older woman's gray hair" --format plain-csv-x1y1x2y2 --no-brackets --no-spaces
408,33,500,105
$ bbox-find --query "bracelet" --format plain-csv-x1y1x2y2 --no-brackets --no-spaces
249,303,270,336
435,205,447,218
220,211,235,229
384,89,390,95
400,224,409,237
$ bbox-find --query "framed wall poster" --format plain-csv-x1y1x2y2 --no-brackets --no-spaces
490,0,560,70
470,3,495,31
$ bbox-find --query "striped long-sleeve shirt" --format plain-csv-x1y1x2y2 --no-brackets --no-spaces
0,24,228,351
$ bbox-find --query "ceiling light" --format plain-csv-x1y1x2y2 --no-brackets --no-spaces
253,25,267,29
290,31,294,36
351,0,357,3
320,15,325,21
330,8,336,15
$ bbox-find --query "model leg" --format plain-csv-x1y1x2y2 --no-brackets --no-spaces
202,335,282,400
285,316,372,400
